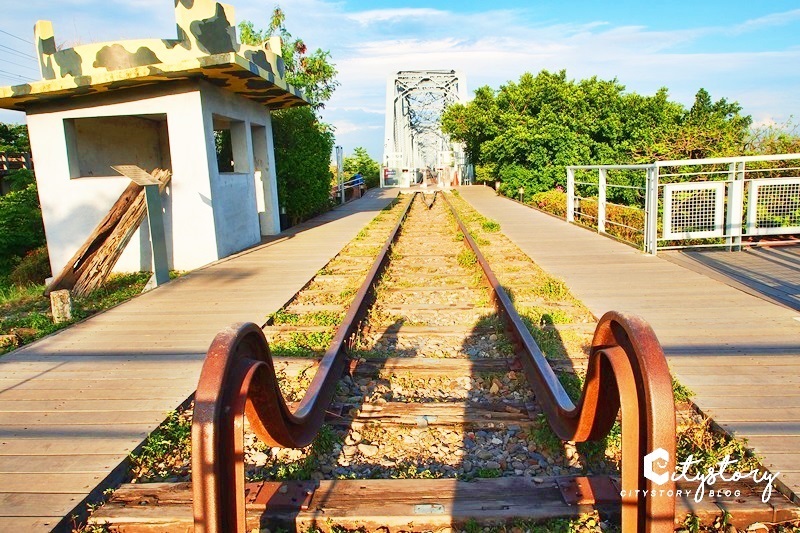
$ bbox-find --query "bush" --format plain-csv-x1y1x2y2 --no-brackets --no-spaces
575,198,645,246
497,164,556,201
530,190,567,217
343,147,380,189
9,246,50,286
272,107,336,225
0,183,45,275
474,163,496,184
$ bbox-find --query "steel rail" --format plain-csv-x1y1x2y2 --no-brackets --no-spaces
191,193,416,533
192,191,676,533
441,192,676,532
420,190,438,209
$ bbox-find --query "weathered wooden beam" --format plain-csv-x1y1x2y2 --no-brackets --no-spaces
48,169,171,297
46,180,144,295
88,477,800,532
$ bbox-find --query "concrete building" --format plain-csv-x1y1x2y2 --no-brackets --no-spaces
0,0,307,274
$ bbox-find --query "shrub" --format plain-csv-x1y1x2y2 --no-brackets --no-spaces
0,183,45,275
9,246,50,286
272,107,336,225
530,190,567,217
474,163,496,184
575,198,645,246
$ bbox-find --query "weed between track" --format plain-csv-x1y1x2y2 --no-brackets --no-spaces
87,192,793,532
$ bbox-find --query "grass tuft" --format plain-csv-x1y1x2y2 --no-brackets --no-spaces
457,249,478,268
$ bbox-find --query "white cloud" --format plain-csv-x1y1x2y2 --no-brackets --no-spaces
732,9,800,34
347,8,448,26
329,105,384,115
3,1,800,161
330,120,381,136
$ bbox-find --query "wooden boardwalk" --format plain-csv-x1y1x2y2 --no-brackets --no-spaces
0,189,398,532
664,246,800,312
459,185,800,501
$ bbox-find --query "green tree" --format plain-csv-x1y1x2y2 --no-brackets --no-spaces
746,118,800,155
643,88,752,160
0,182,45,275
440,85,498,168
441,70,752,199
343,147,380,189
239,7,338,108
239,6,339,225
272,107,335,224
0,123,29,153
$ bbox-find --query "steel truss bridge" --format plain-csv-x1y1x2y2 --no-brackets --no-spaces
382,70,471,187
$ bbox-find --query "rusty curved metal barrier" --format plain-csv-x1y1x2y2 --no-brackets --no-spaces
441,193,676,532
191,193,416,533
192,191,676,533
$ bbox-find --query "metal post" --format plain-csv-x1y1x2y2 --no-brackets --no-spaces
144,184,170,286
598,168,607,235
566,168,575,222
725,161,745,251
644,166,659,255
335,146,344,205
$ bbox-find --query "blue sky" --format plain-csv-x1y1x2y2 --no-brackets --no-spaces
1,0,799,162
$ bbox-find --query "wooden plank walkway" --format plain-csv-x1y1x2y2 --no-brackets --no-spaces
0,189,398,532
458,185,800,501
664,246,800,312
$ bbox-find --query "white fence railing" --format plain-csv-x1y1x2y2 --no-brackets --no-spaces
566,153,800,254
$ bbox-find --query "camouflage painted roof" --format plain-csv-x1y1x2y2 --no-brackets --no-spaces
0,0,308,111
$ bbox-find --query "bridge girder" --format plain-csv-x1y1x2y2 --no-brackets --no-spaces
383,70,467,175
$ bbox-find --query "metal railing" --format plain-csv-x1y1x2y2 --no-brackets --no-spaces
331,176,366,204
191,192,676,532
567,165,651,249
567,153,800,254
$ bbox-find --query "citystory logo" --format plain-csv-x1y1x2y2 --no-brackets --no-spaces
618,448,780,503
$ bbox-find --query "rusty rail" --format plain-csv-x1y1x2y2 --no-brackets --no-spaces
441,193,676,532
191,193,415,533
192,191,676,533
421,190,438,209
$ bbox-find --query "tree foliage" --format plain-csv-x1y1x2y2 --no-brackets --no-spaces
441,70,753,196
0,123,29,153
239,6,339,225
343,147,380,189
745,118,800,155
0,179,45,276
239,7,339,108
272,106,335,224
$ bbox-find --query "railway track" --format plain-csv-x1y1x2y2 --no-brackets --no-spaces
90,192,799,532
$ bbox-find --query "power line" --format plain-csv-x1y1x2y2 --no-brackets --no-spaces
0,68,35,81
0,28,32,45
0,43,36,61
0,57,38,72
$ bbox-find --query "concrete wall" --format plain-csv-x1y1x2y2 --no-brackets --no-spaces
26,80,282,280
199,81,281,257
66,115,170,179
27,82,216,275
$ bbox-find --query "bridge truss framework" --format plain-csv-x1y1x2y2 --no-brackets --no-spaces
382,70,471,187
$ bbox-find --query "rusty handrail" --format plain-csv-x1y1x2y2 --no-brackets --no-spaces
192,191,676,533
441,192,676,532
191,193,416,533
